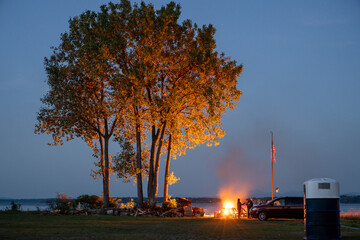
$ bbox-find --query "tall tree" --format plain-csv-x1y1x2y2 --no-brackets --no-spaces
35,3,131,207
114,1,243,206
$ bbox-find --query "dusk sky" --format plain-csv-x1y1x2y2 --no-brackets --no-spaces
0,0,359,199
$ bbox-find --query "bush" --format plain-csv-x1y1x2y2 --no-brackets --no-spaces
48,192,73,213
10,201,21,211
162,198,177,211
119,198,135,209
109,196,121,208
76,194,103,209
76,194,121,208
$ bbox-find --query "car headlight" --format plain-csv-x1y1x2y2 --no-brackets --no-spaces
251,207,258,212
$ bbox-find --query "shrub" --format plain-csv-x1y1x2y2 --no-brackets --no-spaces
76,194,103,209
162,197,177,211
120,198,135,209
76,194,121,208
109,195,121,208
50,192,73,212
10,201,21,211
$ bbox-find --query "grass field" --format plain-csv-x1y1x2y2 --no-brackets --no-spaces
1,212,360,239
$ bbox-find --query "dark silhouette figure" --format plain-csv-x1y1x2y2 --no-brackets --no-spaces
246,198,253,218
237,198,241,219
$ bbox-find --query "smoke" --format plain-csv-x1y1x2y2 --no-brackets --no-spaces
216,148,267,204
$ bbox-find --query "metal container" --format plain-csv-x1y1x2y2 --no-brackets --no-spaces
304,178,341,240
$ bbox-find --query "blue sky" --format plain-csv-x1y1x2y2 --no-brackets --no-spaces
0,0,359,198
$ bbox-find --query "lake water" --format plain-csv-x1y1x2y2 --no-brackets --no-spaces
0,199,50,211
1,199,359,213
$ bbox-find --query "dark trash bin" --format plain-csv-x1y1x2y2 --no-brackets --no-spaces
304,178,341,240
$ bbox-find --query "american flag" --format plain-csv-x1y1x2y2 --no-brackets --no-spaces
271,140,276,163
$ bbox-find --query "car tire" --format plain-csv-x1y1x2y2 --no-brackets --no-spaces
258,211,268,221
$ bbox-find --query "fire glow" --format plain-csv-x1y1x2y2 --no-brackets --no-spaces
215,150,255,218
222,201,236,216
215,184,251,218
219,185,250,206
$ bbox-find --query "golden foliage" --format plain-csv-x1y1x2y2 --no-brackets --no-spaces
168,172,180,186
120,198,135,209
35,0,243,206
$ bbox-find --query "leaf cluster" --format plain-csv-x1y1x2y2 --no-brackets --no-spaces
113,137,149,182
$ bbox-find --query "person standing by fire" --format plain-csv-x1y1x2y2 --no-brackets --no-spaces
237,198,242,219
246,198,253,218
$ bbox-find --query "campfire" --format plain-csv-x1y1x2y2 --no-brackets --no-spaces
220,201,238,217
214,185,251,218
214,200,237,218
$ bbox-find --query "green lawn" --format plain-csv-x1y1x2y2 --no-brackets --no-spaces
1,212,359,239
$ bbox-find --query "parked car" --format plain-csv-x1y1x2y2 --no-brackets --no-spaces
250,197,303,221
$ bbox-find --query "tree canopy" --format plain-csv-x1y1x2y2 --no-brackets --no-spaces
36,0,242,208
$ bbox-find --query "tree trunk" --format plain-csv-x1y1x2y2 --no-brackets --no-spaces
98,135,108,207
135,121,143,208
103,135,110,207
150,122,166,207
148,125,159,206
163,134,172,203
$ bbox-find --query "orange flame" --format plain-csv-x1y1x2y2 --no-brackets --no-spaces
224,202,234,209
222,201,235,216
219,184,251,207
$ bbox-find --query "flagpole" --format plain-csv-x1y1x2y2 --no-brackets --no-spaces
271,131,274,200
